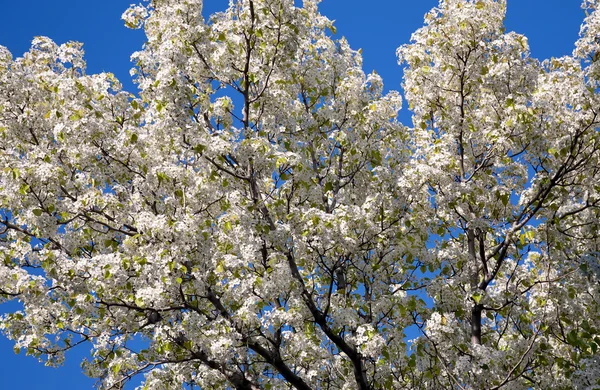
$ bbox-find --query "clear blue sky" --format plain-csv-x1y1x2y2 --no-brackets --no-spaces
0,1,585,389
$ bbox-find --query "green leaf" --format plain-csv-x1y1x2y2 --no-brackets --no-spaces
32,209,43,216
566,330,579,346
223,221,232,232
371,150,382,167
75,81,85,93
69,111,82,121
408,355,416,368
304,322,316,338
193,144,206,155
157,172,168,185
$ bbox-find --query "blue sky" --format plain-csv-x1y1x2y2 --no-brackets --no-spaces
0,1,586,389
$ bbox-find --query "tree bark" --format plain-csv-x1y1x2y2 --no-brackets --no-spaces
471,304,483,345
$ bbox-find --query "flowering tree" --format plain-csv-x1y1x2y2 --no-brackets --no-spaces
1,0,600,388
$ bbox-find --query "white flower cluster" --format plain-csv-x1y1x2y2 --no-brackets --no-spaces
1,0,600,388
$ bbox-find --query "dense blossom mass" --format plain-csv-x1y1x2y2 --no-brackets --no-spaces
1,0,600,388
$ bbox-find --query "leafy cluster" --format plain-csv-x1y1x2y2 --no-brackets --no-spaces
1,0,600,389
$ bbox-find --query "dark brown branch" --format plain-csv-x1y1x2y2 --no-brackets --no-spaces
285,251,370,390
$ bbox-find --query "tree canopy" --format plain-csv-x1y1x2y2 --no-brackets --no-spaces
1,0,600,389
